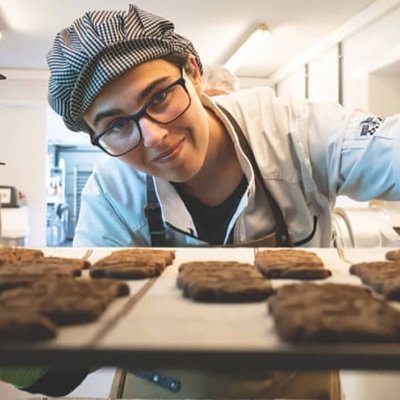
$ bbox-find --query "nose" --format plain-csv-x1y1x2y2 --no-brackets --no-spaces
139,117,169,147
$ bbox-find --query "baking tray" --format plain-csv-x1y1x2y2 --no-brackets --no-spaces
1,247,400,371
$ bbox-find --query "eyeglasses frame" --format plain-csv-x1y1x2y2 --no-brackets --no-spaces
90,67,191,157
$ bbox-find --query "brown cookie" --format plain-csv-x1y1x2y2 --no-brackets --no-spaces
268,283,371,316
0,256,91,292
177,261,256,289
0,309,58,342
111,248,175,265
31,256,91,269
0,259,84,278
0,260,80,293
268,283,400,343
90,253,167,279
0,247,44,265
0,276,130,325
0,274,48,292
385,249,400,261
184,277,274,303
350,261,400,296
177,261,274,302
255,249,331,280
178,261,245,273
381,277,400,300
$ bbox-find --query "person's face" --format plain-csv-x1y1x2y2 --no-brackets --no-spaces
84,57,211,183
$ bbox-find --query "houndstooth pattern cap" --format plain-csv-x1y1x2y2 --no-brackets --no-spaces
47,3,203,133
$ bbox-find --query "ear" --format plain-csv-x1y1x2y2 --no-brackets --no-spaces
187,54,203,94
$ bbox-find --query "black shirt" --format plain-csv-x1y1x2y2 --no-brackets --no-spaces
174,175,248,245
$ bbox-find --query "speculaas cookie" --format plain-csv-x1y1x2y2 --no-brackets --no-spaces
0,274,49,292
255,249,331,280
0,258,85,279
381,277,400,301
0,309,58,342
177,261,274,302
350,261,400,300
177,261,251,289
111,248,175,265
0,268,77,294
0,257,92,293
385,249,400,261
268,283,400,343
31,256,91,269
0,247,44,265
90,249,173,279
0,252,91,291
178,261,245,273
0,276,130,325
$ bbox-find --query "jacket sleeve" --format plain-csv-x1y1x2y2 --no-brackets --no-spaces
23,367,91,397
300,102,400,203
73,172,142,247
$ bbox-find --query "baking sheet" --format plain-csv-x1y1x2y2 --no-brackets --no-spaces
1,247,400,370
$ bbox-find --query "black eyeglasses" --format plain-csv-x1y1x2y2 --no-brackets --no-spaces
91,68,191,157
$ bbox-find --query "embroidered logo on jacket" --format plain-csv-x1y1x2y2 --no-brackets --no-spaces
359,117,385,136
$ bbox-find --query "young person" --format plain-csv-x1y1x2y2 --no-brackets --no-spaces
2,3,400,398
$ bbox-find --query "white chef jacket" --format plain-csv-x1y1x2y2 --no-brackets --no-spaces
73,87,400,248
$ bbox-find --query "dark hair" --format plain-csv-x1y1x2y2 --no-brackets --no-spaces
162,52,196,76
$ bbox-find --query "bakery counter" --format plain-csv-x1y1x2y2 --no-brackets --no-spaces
1,247,400,371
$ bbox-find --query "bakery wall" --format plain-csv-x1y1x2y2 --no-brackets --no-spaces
0,69,49,246
342,5,400,111
274,3,400,112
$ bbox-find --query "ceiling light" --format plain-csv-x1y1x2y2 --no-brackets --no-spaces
224,24,270,73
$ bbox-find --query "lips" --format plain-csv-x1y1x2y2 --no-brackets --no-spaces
152,138,185,163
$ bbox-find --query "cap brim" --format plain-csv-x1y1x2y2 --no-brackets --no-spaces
0,73,6,80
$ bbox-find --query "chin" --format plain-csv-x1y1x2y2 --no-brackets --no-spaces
168,165,201,184
169,173,195,184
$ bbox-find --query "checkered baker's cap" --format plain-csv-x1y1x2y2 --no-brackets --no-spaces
47,3,203,133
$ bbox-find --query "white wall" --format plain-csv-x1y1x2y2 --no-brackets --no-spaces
272,3,400,112
276,46,339,104
369,67,400,116
276,67,306,103
237,76,269,90
308,46,339,103
0,70,48,246
342,5,400,110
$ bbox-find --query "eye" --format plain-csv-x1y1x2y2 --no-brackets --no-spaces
151,90,169,107
105,118,132,136
148,86,176,113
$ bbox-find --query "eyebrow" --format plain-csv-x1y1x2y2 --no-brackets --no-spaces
92,76,171,128
93,108,122,128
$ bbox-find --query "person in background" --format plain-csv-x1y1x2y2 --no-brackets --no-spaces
202,64,239,96
1,2,400,399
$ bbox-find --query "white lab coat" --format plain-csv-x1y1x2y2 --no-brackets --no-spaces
73,87,400,248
